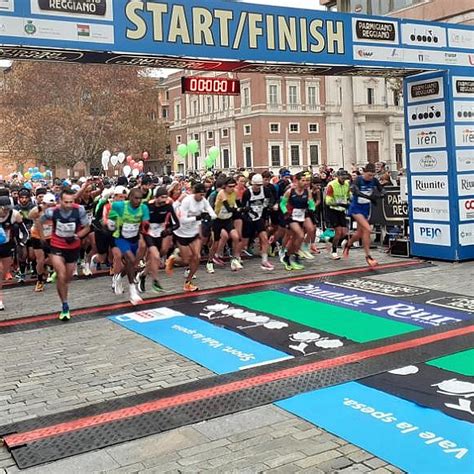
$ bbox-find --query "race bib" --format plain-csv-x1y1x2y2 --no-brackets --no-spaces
251,204,263,220
292,208,305,222
149,223,164,238
86,212,93,226
56,221,76,238
43,224,53,238
122,222,139,239
358,189,372,205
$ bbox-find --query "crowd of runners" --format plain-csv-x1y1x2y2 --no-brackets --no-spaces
0,163,386,319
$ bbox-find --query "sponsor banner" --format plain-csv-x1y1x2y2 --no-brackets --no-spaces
412,199,450,222
403,49,474,68
456,149,474,173
222,291,420,344
413,222,451,246
280,283,470,328
361,363,474,424
409,150,448,173
175,299,350,357
457,174,474,197
427,296,474,314
459,223,474,246
407,77,444,104
0,15,114,43
459,199,474,222
401,22,447,49
277,382,474,474
30,0,114,21
408,101,445,127
427,349,474,377
0,0,14,12
110,312,290,374
448,28,474,51
352,17,398,44
454,101,474,123
453,77,474,99
455,125,474,148
410,175,449,197
409,126,446,150
369,187,408,225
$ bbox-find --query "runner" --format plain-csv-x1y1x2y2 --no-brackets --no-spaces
139,187,180,293
14,188,35,282
0,195,28,310
29,192,56,292
344,163,385,266
280,172,316,271
172,183,216,291
240,174,274,271
108,188,150,304
39,188,90,320
325,169,351,260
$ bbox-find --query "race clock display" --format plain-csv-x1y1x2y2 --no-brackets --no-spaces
181,77,241,95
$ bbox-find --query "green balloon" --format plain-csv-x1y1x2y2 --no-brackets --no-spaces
187,139,199,154
208,146,220,160
204,156,212,169
177,144,188,158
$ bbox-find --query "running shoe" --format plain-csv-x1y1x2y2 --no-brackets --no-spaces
184,281,198,292
165,255,175,275
0,301,4,311
47,271,57,283
58,309,71,321
73,267,78,277
34,281,45,292
212,255,225,266
279,248,287,263
230,258,240,271
301,249,315,260
90,254,99,272
206,262,215,274
4,272,13,281
366,255,378,267
17,273,26,284
183,268,197,279
136,271,146,293
282,256,293,271
242,248,254,257
152,280,164,293
291,255,305,270
260,261,274,271
331,252,341,260
129,284,143,305
113,274,124,295
82,262,92,277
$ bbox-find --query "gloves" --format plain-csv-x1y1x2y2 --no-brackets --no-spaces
200,212,211,223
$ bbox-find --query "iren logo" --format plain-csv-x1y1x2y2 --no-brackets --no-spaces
416,130,438,146
461,128,474,145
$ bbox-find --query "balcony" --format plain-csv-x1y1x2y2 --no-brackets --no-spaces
353,104,403,115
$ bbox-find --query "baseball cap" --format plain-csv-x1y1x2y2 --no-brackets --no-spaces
42,193,57,205
336,168,350,178
113,185,129,196
251,174,263,185
279,168,291,178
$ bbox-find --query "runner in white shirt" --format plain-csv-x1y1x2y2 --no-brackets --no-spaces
171,183,216,292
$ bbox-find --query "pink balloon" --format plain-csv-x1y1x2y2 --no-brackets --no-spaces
138,161,144,170
126,155,133,164
132,163,140,170
142,151,149,160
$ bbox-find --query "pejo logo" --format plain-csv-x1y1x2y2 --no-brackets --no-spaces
419,226,442,239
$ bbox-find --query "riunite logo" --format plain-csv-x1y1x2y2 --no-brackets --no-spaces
330,278,429,297
460,178,474,192
428,297,474,313
415,179,446,191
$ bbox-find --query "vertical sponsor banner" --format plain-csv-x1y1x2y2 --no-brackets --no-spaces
452,74,474,259
404,71,463,261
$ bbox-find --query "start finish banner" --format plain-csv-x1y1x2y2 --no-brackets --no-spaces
0,0,474,75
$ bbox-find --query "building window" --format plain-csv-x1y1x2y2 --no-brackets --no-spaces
268,84,278,106
175,102,181,121
244,124,251,135
309,123,319,133
222,128,229,138
243,87,250,108
309,144,319,166
395,143,404,170
244,146,252,168
192,99,198,116
162,108,168,119
307,85,319,108
176,135,182,144
288,85,298,108
270,145,281,167
165,90,170,100
393,90,401,107
367,87,375,105
289,123,300,133
290,145,301,166
222,149,230,169
207,130,214,140
148,111,157,121
269,123,280,133
207,97,213,113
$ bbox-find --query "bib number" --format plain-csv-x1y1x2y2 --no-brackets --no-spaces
251,204,263,220
56,221,76,238
43,224,53,238
149,223,164,238
292,208,305,222
122,222,139,239
358,189,372,205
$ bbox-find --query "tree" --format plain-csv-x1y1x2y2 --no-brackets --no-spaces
0,62,168,172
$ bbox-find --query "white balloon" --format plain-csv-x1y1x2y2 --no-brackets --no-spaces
102,149,111,159
110,155,119,167
117,152,126,164
101,150,111,170
123,165,131,177
132,168,140,177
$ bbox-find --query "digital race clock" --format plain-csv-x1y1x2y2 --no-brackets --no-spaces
181,77,241,95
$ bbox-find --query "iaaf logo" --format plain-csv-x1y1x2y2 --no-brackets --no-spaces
357,49,374,58
331,278,429,297
428,297,474,313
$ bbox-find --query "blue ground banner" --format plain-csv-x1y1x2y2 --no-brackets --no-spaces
277,382,474,474
279,282,472,328
109,309,291,374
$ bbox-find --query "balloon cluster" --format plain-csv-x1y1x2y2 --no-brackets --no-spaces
176,140,220,170
23,167,53,181
102,150,149,178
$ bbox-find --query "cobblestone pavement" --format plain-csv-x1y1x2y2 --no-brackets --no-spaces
0,249,471,473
